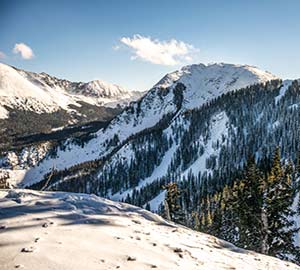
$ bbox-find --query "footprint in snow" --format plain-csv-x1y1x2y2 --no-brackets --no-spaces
132,219,141,224
127,256,136,261
42,221,54,228
21,246,37,253
173,247,184,258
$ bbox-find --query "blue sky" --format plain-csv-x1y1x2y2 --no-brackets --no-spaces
1,0,300,91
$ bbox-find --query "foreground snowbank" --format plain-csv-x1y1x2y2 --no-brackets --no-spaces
0,189,298,270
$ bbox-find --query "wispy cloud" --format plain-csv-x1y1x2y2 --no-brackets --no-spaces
112,45,120,51
13,43,34,59
118,34,198,66
0,51,6,59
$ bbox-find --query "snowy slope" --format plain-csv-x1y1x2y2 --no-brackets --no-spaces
0,189,298,270
155,63,278,109
7,63,278,187
0,63,142,119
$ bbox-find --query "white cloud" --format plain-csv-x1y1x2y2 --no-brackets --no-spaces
0,51,6,59
119,34,198,66
13,43,34,59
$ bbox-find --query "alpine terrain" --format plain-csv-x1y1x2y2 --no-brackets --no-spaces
0,189,299,270
1,62,300,264
0,63,143,152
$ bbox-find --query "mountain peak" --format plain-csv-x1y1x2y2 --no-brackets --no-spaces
0,63,142,119
80,79,132,98
155,62,278,109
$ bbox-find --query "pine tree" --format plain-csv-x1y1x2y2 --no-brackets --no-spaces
164,182,184,224
237,156,263,250
296,152,300,177
264,148,298,261
191,211,201,231
200,195,213,232
145,203,151,211
216,184,240,244
210,192,222,235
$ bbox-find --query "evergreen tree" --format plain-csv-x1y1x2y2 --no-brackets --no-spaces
145,203,151,211
164,182,184,224
264,148,298,261
237,155,263,250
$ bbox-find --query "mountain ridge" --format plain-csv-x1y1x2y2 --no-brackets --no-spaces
0,62,143,119
1,62,279,187
0,62,143,152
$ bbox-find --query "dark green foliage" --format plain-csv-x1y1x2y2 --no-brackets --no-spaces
0,101,120,153
264,149,298,260
173,83,185,110
164,182,184,224
198,149,299,263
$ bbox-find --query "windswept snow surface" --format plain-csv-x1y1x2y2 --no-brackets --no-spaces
0,189,298,270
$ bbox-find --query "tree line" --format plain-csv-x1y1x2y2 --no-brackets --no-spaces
164,148,300,263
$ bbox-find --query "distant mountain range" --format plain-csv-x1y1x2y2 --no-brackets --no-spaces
0,63,143,150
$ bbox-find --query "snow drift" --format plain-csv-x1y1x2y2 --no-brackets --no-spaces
0,189,298,270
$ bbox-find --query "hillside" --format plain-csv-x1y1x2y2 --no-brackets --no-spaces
0,63,277,187
0,63,142,118
0,63,143,151
0,189,298,270
2,62,300,265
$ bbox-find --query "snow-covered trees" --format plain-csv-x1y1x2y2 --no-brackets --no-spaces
197,149,300,263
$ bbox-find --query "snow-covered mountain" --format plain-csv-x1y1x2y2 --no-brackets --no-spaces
154,63,277,109
0,62,142,119
0,63,144,156
0,189,298,270
3,62,300,263
1,63,278,187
